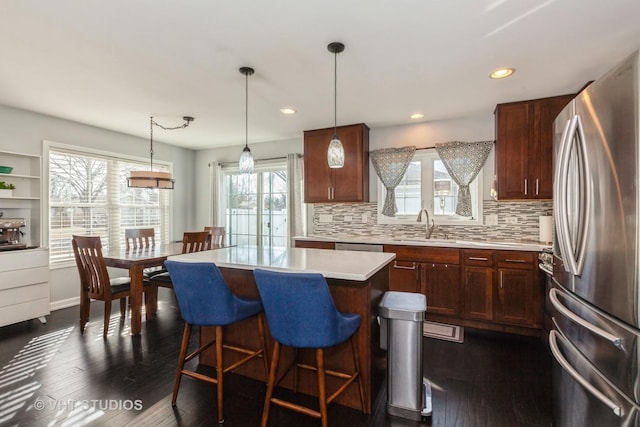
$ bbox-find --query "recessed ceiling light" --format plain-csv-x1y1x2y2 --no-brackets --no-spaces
280,108,296,115
410,113,424,119
490,68,515,79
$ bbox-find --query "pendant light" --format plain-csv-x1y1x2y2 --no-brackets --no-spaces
128,115,194,189
327,41,345,168
239,66,255,174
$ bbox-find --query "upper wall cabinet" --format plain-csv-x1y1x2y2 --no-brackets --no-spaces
303,123,369,203
495,94,573,200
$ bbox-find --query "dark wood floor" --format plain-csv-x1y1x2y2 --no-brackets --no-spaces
0,289,552,426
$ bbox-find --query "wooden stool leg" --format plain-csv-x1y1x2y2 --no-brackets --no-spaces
257,313,270,382
316,348,328,427
351,335,366,412
262,341,281,427
216,325,224,423
172,323,192,405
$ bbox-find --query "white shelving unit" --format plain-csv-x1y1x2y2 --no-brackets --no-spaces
0,150,48,326
0,150,42,247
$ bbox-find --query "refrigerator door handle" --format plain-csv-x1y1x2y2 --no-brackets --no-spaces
554,117,573,272
549,288,624,349
555,114,590,276
549,330,624,417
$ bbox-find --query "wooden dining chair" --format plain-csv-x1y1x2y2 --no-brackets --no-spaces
150,231,212,289
204,226,225,248
125,228,156,250
72,235,156,337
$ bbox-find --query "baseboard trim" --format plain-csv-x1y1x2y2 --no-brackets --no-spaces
50,297,80,311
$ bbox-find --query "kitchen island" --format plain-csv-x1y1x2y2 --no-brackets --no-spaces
167,246,395,413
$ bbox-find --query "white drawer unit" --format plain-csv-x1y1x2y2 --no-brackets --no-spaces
0,248,50,327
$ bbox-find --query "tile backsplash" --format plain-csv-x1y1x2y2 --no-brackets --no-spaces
312,200,553,242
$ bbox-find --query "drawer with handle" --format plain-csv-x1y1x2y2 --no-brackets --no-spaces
496,250,536,269
462,249,494,267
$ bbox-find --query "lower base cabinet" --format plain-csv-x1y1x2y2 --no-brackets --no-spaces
423,263,461,317
0,248,50,327
387,245,543,336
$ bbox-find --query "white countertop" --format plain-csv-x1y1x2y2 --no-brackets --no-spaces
168,246,396,281
295,235,551,252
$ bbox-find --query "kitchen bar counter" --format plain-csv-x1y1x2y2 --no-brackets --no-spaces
295,234,550,252
168,246,395,413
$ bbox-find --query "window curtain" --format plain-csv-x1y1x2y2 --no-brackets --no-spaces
434,141,493,216
287,153,305,247
209,162,223,226
370,146,416,217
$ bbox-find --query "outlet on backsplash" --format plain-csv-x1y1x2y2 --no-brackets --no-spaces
485,214,498,226
318,214,333,223
505,217,518,224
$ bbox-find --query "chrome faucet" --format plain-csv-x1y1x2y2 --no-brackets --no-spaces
417,209,435,239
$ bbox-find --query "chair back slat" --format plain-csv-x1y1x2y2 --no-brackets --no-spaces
125,228,156,250
204,226,225,248
182,231,211,254
72,235,112,298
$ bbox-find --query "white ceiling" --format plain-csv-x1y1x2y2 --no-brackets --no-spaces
1,1,639,150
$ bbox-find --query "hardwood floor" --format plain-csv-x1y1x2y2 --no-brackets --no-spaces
0,289,552,426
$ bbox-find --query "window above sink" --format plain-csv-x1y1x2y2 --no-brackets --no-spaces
376,149,484,226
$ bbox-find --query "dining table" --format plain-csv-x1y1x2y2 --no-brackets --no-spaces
103,242,224,335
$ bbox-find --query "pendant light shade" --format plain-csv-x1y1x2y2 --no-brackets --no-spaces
327,42,345,169
239,66,255,174
128,115,194,189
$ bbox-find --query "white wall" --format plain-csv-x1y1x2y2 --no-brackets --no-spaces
0,104,196,307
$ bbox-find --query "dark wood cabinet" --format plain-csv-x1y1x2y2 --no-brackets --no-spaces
422,262,461,316
462,250,495,321
385,245,461,316
495,251,541,327
303,123,369,203
388,260,420,293
294,240,335,250
495,94,573,200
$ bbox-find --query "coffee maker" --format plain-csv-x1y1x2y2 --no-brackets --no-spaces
0,218,27,251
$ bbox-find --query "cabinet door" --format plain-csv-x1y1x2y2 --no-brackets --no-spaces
422,263,461,317
530,95,573,199
463,266,494,321
496,101,530,199
303,128,333,202
388,260,420,293
496,268,535,326
332,124,369,202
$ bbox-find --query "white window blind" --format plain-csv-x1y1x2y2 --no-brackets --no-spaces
48,146,171,265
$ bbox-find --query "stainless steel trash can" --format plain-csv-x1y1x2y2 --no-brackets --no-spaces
379,291,431,420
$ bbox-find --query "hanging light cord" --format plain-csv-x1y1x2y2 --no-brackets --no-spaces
149,116,154,170
245,71,249,149
333,49,338,136
148,116,194,171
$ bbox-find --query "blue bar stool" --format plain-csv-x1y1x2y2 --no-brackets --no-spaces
253,268,365,427
165,260,269,424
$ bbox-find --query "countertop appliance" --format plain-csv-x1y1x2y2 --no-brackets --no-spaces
0,218,27,251
549,50,640,426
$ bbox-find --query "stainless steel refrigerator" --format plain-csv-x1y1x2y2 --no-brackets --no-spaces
550,50,640,426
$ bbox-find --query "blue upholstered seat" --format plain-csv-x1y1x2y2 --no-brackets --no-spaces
165,260,263,326
164,260,269,424
253,268,360,348
253,268,365,427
